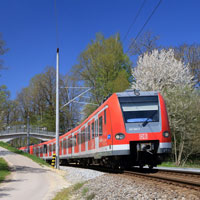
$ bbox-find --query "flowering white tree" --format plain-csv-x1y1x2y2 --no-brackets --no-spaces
132,49,193,91
131,49,200,166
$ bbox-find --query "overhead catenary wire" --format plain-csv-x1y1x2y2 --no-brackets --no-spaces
126,0,162,53
122,0,146,43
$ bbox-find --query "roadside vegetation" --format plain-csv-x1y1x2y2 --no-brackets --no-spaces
52,182,95,200
0,142,49,166
0,157,10,183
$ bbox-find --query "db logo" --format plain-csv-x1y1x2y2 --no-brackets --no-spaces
139,133,148,140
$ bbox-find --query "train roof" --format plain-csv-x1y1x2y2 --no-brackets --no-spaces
116,90,158,97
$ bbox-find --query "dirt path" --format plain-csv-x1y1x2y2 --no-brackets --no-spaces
0,147,70,200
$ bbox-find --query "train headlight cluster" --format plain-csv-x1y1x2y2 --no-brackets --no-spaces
115,133,125,140
163,131,170,138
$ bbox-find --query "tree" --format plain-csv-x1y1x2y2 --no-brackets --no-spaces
0,33,9,73
174,43,200,86
72,33,132,117
0,85,10,129
132,49,193,91
163,87,200,166
132,49,199,166
129,31,160,56
16,67,80,132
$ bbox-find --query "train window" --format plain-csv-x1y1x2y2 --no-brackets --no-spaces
85,127,88,142
77,134,79,144
99,116,103,136
34,147,36,155
74,135,77,146
61,141,63,150
121,102,159,123
79,133,81,144
68,137,72,148
88,125,91,141
71,137,73,147
92,122,95,139
63,140,66,149
104,110,106,124
95,120,98,137
81,128,85,144
43,144,47,154
53,144,56,151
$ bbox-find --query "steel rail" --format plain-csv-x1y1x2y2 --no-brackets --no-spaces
124,170,200,189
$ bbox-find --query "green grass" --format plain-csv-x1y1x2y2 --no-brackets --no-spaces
86,193,95,200
53,182,85,200
158,162,178,168
53,187,71,200
0,141,49,167
0,157,10,183
82,187,89,196
73,182,85,191
159,161,200,168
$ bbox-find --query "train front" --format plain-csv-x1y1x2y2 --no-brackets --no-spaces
114,90,171,168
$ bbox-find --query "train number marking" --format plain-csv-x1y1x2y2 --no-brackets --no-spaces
139,133,148,140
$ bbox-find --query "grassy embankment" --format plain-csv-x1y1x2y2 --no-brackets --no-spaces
53,182,95,200
0,141,49,166
0,157,10,183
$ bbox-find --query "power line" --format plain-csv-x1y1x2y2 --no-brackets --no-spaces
126,0,162,53
123,0,146,43
54,0,59,48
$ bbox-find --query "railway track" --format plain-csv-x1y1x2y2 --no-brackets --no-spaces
62,163,200,191
124,168,200,191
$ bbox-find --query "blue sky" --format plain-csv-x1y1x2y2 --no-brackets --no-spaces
0,0,200,99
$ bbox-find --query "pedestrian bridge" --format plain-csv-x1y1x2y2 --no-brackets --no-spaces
0,126,58,142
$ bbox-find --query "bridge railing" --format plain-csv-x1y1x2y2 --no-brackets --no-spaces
0,125,56,136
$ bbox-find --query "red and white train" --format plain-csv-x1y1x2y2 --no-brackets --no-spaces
20,90,171,169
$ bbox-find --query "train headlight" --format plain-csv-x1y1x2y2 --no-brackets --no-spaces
163,131,170,138
115,133,125,140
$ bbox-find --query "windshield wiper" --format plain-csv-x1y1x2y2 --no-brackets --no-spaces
142,111,157,127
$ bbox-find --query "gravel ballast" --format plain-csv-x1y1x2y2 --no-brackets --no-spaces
60,166,200,200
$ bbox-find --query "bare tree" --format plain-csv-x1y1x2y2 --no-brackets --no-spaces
129,31,160,56
174,43,200,86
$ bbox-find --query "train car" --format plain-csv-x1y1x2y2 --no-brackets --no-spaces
19,145,33,154
24,90,172,169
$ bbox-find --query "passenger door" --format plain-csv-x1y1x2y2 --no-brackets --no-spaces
95,116,99,150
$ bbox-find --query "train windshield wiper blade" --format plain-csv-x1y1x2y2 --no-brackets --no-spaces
142,111,157,127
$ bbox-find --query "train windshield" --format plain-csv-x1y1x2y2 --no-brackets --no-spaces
119,96,159,124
